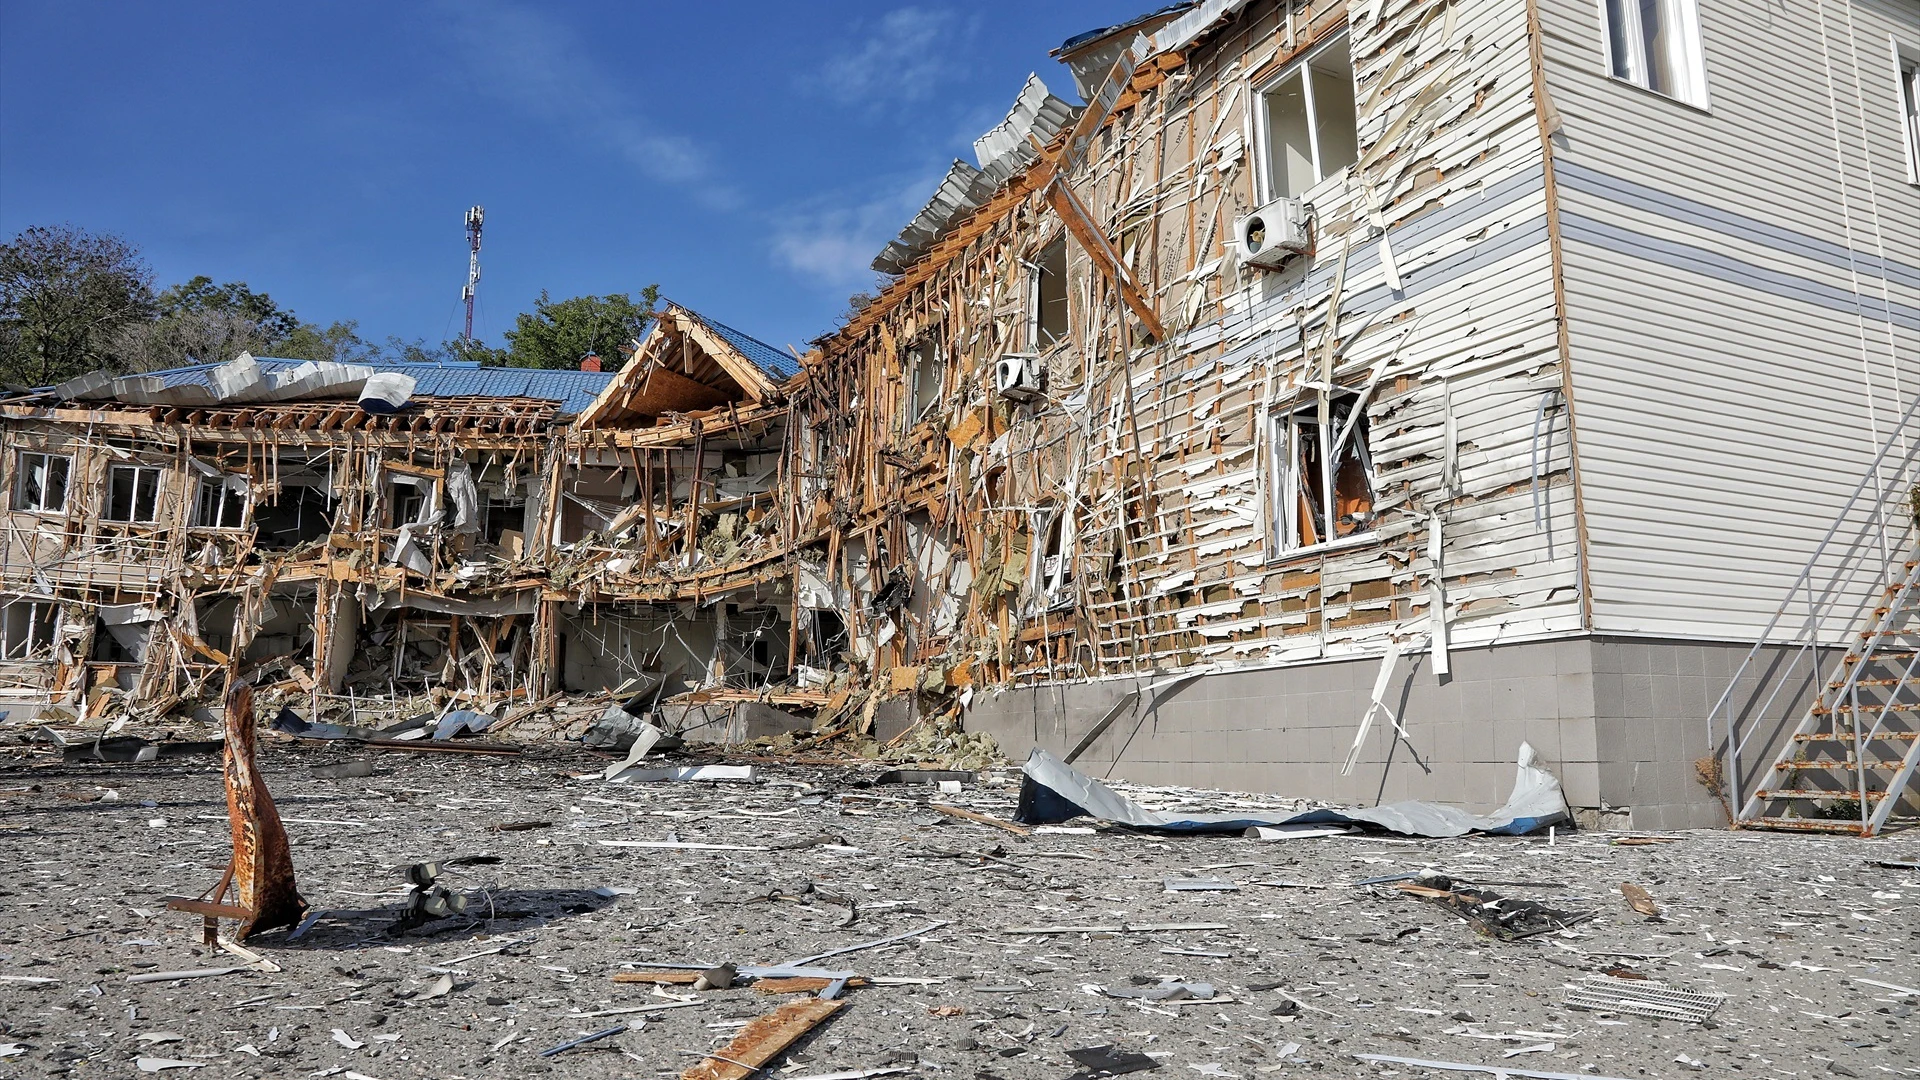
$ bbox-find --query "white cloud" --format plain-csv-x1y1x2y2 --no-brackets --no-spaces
437,0,715,190
770,175,940,288
816,7,971,106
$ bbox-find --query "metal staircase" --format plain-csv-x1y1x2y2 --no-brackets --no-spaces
1710,399,1920,837
1737,555,1920,833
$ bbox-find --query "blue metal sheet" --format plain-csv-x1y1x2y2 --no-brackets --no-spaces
677,310,800,382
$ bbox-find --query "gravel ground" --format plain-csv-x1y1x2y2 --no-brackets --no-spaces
1,741,1915,1080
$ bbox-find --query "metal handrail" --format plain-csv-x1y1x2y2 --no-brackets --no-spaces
1707,392,1920,818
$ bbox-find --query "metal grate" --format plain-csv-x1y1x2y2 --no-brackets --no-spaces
1562,976,1724,1024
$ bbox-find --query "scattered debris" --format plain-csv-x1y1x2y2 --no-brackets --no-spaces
1065,1045,1160,1080
1351,1053,1632,1080
1394,875,1593,941
1562,976,1726,1023
1619,882,1661,918
681,998,845,1080
538,1024,627,1058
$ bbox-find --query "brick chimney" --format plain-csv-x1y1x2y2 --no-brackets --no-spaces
579,353,602,372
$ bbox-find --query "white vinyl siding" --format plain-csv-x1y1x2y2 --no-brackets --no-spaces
1542,0,1920,639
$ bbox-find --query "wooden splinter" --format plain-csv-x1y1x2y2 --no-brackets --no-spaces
168,681,307,942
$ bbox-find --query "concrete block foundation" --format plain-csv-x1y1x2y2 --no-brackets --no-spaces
961,635,1812,830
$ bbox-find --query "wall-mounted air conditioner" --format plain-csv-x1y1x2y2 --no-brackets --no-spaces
995,353,1043,401
1232,198,1309,269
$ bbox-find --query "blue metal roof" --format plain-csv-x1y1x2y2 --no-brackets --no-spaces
144,357,616,415
676,309,801,382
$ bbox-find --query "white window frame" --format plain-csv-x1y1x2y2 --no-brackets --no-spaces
192,475,249,529
1896,40,1920,186
1266,394,1380,561
1254,31,1360,203
1026,503,1076,612
0,599,60,660
1598,0,1711,109
103,464,164,524
12,451,71,513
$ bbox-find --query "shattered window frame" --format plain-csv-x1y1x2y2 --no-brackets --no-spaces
1900,49,1920,185
1599,0,1711,108
11,451,70,513
0,598,59,660
1029,235,1070,350
191,476,248,530
1028,502,1076,612
904,336,944,429
1255,31,1361,202
102,464,164,524
1267,393,1379,560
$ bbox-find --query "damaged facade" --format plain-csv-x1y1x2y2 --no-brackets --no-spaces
6,0,1918,830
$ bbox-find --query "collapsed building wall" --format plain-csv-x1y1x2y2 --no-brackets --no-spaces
795,0,1595,807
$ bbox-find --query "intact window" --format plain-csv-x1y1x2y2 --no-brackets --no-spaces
1602,0,1708,106
103,465,163,523
1268,395,1378,556
1260,33,1360,200
13,452,70,513
0,600,58,660
905,337,943,427
1030,238,1069,349
193,477,247,529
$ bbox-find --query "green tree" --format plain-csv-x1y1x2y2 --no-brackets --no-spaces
0,224,156,386
271,319,383,365
496,286,659,370
114,274,306,372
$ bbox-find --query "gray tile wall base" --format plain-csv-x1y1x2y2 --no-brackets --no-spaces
962,635,1819,831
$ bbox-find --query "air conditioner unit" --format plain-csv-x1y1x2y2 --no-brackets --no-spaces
995,353,1042,401
1232,198,1309,269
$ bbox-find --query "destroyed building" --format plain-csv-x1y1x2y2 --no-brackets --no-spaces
798,0,1920,831
0,305,803,742
6,0,1919,833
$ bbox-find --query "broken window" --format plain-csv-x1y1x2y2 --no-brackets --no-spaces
192,477,247,529
1902,55,1920,183
483,496,525,546
386,479,430,529
1268,394,1378,556
103,464,163,523
1260,33,1359,200
904,337,943,427
1029,503,1075,611
1030,237,1069,349
12,451,69,513
0,599,58,660
1603,0,1708,106
253,483,335,549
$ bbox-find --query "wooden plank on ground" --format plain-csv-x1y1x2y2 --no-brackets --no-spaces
680,997,844,1080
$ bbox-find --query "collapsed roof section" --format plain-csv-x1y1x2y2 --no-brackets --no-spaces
1051,3,1193,99
49,353,617,416
870,75,1079,277
574,301,798,427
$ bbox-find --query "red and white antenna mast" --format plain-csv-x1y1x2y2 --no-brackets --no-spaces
461,206,485,343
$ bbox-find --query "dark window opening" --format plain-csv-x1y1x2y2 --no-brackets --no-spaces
809,609,848,664
104,465,163,523
906,338,943,426
252,485,336,550
387,482,428,529
483,497,526,546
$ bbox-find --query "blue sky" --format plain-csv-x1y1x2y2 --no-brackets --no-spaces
0,1,1123,356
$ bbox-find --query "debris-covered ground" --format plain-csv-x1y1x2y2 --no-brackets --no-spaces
1,743,1915,1080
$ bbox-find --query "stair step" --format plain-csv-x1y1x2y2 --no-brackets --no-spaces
1795,732,1920,742
1736,817,1867,835
1755,788,1890,801
1820,702,1920,714
1844,649,1920,663
1774,758,1910,771
1828,678,1908,688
